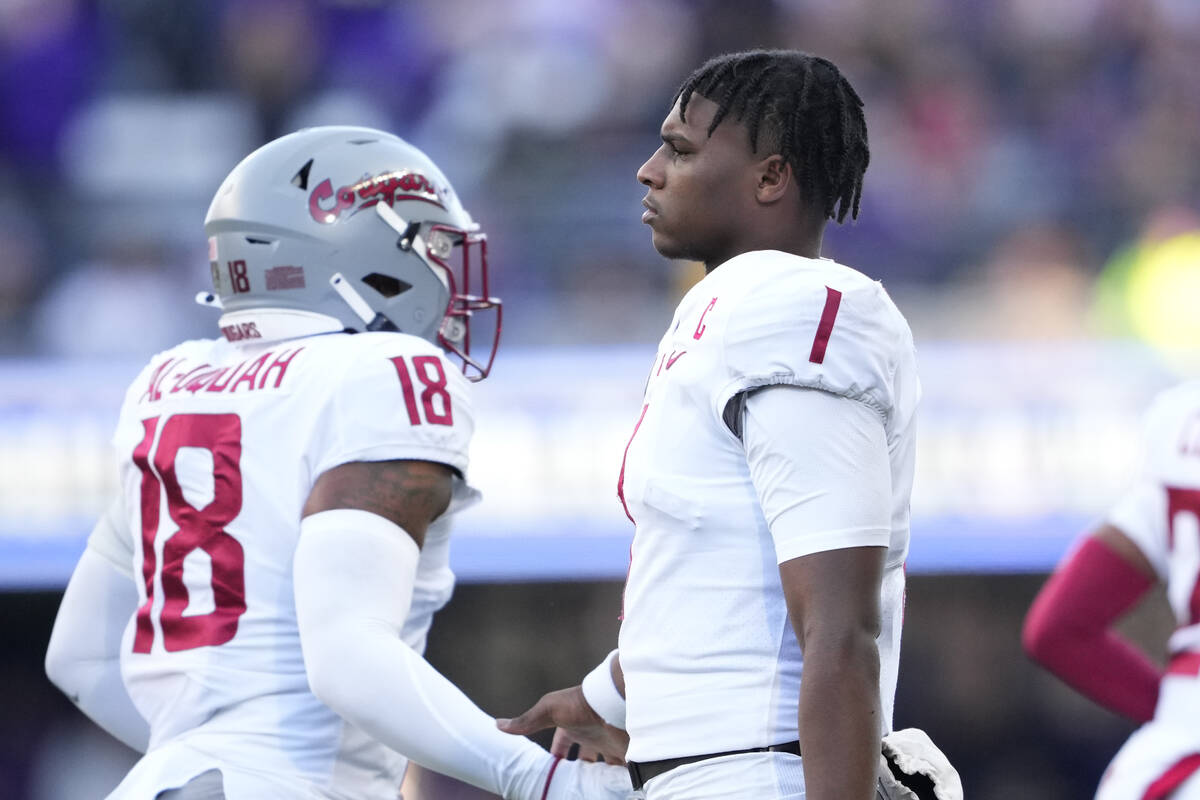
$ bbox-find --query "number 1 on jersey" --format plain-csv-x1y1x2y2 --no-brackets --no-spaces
809,286,843,365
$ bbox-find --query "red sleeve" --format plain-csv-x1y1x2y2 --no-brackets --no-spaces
1022,536,1162,723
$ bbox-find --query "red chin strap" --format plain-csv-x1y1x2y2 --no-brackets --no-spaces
429,226,502,381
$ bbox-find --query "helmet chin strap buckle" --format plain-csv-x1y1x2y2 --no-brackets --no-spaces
376,201,423,252
441,316,467,343
375,199,452,291
329,273,398,332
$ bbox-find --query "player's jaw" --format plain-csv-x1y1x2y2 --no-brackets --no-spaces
640,175,711,256
641,195,674,255
642,198,688,260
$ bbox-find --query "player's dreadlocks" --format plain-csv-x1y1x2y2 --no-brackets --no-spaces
675,49,870,223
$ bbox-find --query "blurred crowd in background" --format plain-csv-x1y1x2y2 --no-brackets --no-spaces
1,0,1199,358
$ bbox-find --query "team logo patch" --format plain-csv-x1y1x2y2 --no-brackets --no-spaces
308,170,446,224
265,265,306,290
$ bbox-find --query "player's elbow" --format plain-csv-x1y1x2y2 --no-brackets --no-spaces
300,623,381,719
802,623,881,681
303,638,353,713
44,636,79,699
1021,616,1052,666
798,607,882,655
1021,598,1068,667
44,647,64,692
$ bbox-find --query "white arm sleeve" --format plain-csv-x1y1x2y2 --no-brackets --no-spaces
294,509,551,800
45,539,150,753
85,492,134,578
742,386,892,564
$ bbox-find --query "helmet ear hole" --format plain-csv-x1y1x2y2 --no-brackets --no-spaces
361,272,412,298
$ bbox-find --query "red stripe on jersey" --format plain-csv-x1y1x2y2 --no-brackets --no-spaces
808,286,842,364
617,404,649,525
1143,753,1200,800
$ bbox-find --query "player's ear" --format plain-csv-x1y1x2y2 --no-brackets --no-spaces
755,154,792,205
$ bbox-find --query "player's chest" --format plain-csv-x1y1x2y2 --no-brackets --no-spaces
641,293,726,402
625,345,737,482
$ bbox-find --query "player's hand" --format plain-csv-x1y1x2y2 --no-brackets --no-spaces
497,685,630,766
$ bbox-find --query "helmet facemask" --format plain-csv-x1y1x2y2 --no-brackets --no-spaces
373,203,502,381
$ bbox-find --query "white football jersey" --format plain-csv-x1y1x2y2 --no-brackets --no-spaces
617,251,920,762
106,330,477,799
1107,381,1200,655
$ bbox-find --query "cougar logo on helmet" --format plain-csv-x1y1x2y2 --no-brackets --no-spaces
308,170,444,225
203,126,502,380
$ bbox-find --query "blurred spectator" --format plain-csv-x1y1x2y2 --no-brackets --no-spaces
1091,204,1200,352
99,0,216,92
0,185,47,354
218,0,321,140
909,224,1097,342
0,0,1197,351
0,0,100,172
30,237,210,358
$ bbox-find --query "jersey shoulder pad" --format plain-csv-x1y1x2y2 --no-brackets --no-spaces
1143,380,1200,480
310,332,475,478
713,254,912,419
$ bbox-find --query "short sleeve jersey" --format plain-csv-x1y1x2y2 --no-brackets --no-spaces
617,250,920,763
1106,381,1200,655
109,330,476,798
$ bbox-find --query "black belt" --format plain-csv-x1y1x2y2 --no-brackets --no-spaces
626,741,801,790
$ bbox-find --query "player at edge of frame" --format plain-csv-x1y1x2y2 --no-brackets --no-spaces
1026,381,1200,800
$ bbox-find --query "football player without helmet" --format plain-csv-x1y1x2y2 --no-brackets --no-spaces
497,49,960,800
45,127,632,800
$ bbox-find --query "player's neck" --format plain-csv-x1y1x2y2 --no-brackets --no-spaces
704,231,824,273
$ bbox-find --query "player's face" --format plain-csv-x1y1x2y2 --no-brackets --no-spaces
637,94,759,267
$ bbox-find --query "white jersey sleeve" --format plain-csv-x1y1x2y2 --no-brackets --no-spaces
743,386,892,564
310,335,475,478
712,255,911,427
1108,479,1170,579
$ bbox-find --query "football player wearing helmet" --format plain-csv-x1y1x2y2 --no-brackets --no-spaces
1025,382,1200,800
44,126,631,800
498,51,958,800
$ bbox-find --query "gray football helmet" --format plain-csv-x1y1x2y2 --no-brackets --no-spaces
203,125,501,379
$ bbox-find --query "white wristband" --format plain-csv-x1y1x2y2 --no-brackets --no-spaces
580,649,625,730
